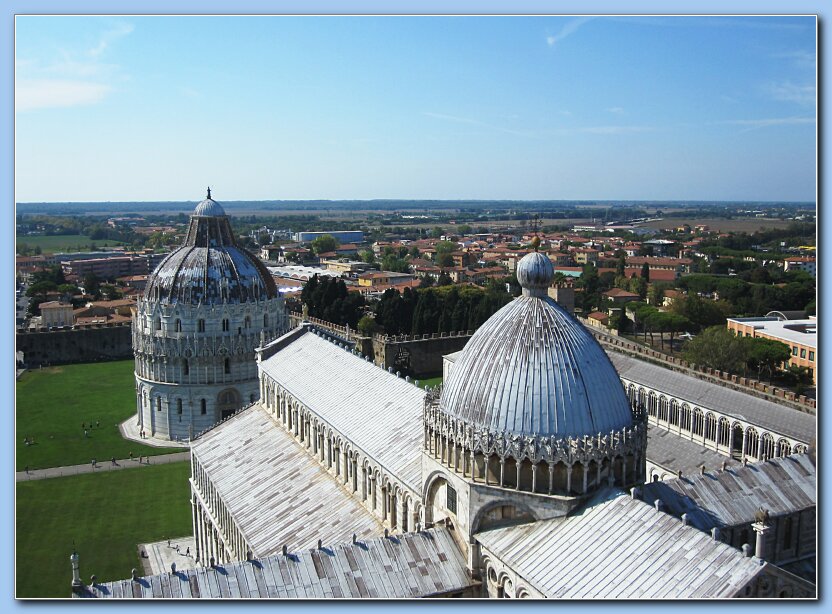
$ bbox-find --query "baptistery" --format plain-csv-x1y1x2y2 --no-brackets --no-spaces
133,189,288,440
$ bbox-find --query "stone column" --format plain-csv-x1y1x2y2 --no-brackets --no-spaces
742,428,748,460
549,463,555,495
499,459,505,487
752,519,772,562
566,464,572,493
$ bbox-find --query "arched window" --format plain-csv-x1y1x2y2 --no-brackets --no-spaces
183,359,189,375
175,319,182,332
704,413,717,441
745,428,759,459
156,397,162,411
200,399,207,415
669,400,679,426
244,316,251,329
692,408,704,436
681,405,691,431
718,417,731,447
761,433,775,460
648,392,657,417
177,399,183,414
658,397,668,422
777,439,791,458
197,319,205,333
154,318,161,331
224,358,231,374
222,319,230,332
264,313,269,327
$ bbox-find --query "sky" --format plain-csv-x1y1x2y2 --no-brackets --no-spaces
14,15,817,203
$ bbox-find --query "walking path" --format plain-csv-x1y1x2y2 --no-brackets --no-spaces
16,451,190,482
141,537,199,575
120,417,190,449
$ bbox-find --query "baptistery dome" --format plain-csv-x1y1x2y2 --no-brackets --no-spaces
144,189,276,305
439,251,633,438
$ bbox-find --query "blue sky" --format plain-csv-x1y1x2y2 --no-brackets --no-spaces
15,15,816,202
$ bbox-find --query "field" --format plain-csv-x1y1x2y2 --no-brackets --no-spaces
16,234,127,253
16,361,180,471
418,376,443,389
639,217,796,233
16,462,193,598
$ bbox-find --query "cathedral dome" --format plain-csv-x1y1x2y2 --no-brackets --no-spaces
193,188,226,217
144,189,277,305
438,251,633,438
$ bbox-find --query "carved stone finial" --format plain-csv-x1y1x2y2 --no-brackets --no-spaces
207,186,212,199
754,507,770,525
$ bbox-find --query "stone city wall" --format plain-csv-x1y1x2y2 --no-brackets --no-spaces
579,319,816,413
287,312,472,378
16,323,133,366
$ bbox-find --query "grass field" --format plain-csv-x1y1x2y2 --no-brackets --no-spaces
16,462,192,598
418,375,443,389
16,234,127,253
16,361,180,471
640,217,796,233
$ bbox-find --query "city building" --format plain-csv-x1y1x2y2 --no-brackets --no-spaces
132,190,289,441
726,316,817,383
38,301,74,328
602,288,640,304
356,271,416,288
293,230,364,244
783,257,816,278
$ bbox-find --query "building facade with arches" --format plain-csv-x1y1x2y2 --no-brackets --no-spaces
132,190,288,441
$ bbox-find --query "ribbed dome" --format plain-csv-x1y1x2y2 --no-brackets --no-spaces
144,190,276,305
439,256,632,438
193,198,226,217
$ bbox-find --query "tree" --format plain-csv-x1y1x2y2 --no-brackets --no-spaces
311,234,340,255
357,315,379,336
436,272,453,286
670,295,730,331
615,251,626,277
258,233,272,246
641,262,650,281
682,326,748,374
743,337,791,381
359,250,376,264
434,240,456,268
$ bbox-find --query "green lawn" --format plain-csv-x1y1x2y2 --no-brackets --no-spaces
16,361,180,471
418,375,443,389
16,462,193,598
16,234,127,253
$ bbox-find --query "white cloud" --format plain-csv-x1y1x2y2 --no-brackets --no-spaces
768,81,816,106
576,125,652,135
606,107,625,115
422,111,536,137
717,117,815,128
88,21,134,57
546,17,594,46
16,79,112,111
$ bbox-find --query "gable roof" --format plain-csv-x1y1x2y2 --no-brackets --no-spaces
639,453,815,530
80,528,474,599
476,490,790,598
191,404,383,558
259,327,426,492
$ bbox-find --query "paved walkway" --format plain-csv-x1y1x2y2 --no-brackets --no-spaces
141,536,199,575
120,417,190,449
16,451,190,482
